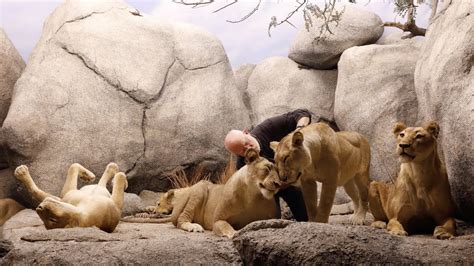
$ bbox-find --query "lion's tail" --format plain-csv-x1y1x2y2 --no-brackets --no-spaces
121,216,173,224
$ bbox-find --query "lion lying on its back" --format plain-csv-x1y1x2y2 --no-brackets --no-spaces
123,148,281,238
369,121,457,239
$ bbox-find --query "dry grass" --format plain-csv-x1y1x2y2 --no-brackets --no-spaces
166,154,237,189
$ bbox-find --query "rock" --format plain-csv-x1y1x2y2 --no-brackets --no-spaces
2,209,241,264
233,219,474,264
246,57,337,125
122,192,145,216
0,169,16,200
335,42,421,182
1,0,249,206
414,0,474,222
234,64,256,125
376,31,413,45
138,189,162,207
288,5,383,69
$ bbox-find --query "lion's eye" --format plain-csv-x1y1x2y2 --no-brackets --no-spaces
399,133,405,137
416,134,424,139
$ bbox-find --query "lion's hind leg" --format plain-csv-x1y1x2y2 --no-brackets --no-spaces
111,172,128,211
213,220,237,238
368,181,389,229
343,179,364,225
98,163,119,187
14,165,58,203
60,163,95,197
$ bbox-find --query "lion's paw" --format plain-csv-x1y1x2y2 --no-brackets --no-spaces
371,221,387,229
14,165,30,182
105,163,119,175
79,168,96,183
434,226,454,240
388,229,408,236
186,223,204,233
349,213,365,225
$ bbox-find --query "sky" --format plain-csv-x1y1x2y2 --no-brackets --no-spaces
0,0,432,68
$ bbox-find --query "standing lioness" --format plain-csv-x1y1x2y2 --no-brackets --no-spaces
15,163,127,233
270,123,371,224
368,122,457,239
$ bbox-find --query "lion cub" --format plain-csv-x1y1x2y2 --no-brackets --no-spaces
368,121,457,239
15,163,127,233
270,123,371,224
122,148,281,238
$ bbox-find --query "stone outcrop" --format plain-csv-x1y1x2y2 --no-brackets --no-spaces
1,0,249,205
288,5,383,69
414,0,474,222
246,56,337,125
335,42,421,182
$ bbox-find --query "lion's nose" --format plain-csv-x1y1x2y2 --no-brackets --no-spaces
280,175,287,182
272,181,281,188
399,143,411,148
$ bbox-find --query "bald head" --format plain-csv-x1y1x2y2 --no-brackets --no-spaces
224,129,260,156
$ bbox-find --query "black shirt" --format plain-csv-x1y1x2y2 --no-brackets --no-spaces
236,109,312,169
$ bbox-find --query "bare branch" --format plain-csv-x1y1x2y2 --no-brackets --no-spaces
226,0,262,23
213,0,238,13
268,0,307,37
172,0,214,8
429,0,439,22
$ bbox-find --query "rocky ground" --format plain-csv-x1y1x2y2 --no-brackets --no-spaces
1,209,473,264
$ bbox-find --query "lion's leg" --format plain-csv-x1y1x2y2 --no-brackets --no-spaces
300,178,318,222
343,179,364,225
433,217,456,240
111,172,128,211
387,218,408,236
368,181,389,229
213,220,237,238
98,163,119,187
316,180,337,223
60,163,95,197
353,172,370,223
176,187,205,233
14,165,57,202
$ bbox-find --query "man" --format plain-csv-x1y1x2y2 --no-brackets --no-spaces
224,108,312,221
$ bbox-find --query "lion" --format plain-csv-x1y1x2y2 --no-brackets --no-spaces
122,148,281,238
368,121,457,239
0,198,24,226
14,162,127,233
270,122,371,224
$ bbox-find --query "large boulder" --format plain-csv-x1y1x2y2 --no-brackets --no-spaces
414,0,474,221
334,41,421,181
1,209,241,264
1,0,249,205
0,28,25,198
288,5,383,69
234,64,256,125
246,56,337,126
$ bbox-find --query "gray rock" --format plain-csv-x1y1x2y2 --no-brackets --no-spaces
376,31,413,45
234,64,256,125
138,189,162,207
2,209,241,264
289,5,384,69
233,219,474,264
247,57,337,126
122,192,145,216
414,0,474,222
335,42,421,182
1,0,249,206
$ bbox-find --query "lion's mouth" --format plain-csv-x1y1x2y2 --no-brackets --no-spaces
259,183,277,193
400,151,416,159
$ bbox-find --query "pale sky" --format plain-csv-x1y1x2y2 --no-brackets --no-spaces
0,0,431,68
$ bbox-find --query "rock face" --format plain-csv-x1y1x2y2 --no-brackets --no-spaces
0,28,25,198
1,0,249,205
233,219,474,264
335,42,421,181
1,210,241,264
414,0,474,222
234,64,256,125
247,57,337,125
288,5,383,69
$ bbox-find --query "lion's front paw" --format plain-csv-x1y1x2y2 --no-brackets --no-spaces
349,213,365,225
105,162,119,175
434,226,454,240
371,221,387,229
388,229,408,236
185,223,204,233
79,168,96,183
14,165,30,182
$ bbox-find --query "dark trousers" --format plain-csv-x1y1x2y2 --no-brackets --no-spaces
275,186,308,221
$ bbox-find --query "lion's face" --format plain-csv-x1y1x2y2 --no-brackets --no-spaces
36,197,78,229
270,131,311,185
154,190,175,215
245,149,281,200
393,121,439,163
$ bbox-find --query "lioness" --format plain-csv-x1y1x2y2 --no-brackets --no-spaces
368,121,457,239
15,163,127,233
0,198,24,226
270,123,371,224
122,148,281,238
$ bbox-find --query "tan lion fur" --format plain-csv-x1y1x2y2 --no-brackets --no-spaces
15,163,127,233
122,148,281,238
0,198,24,226
368,121,457,239
270,122,371,224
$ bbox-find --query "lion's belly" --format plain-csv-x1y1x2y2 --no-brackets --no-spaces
227,200,278,230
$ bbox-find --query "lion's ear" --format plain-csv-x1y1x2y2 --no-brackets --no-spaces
167,189,175,199
245,148,259,165
393,122,407,137
292,131,304,146
270,141,279,152
424,121,440,138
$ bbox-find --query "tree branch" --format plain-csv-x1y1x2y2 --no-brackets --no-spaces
226,0,262,23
